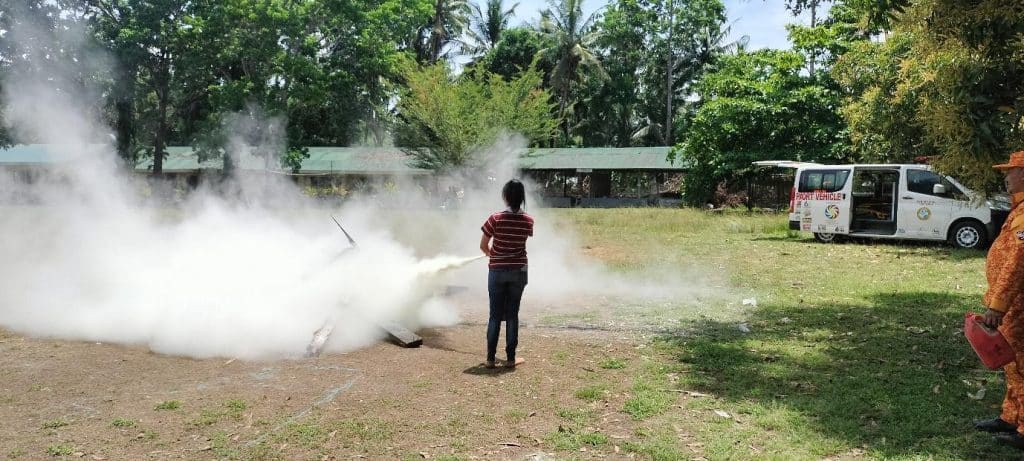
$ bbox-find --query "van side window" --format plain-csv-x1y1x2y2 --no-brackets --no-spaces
798,170,849,193
907,169,964,198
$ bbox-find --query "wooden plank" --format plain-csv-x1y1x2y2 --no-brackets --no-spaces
379,321,422,348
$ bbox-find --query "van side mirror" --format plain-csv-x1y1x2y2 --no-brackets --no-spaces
933,184,947,195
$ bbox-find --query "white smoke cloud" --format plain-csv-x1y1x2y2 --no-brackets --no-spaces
0,13,719,361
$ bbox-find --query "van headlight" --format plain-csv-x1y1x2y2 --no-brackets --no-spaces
988,198,1012,211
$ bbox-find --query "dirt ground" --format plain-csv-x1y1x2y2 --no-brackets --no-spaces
1,294,689,461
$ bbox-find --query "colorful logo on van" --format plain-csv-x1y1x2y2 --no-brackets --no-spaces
916,207,932,221
824,205,840,220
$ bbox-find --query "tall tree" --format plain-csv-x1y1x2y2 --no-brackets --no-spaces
415,0,471,64
893,0,1023,194
396,63,557,170
832,32,929,163
671,49,850,205
831,0,1024,193
474,27,553,80
83,0,197,175
639,0,725,146
575,0,728,147
466,0,518,56
535,0,605,143
572,0,651,147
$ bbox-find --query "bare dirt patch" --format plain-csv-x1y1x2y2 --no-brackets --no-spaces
1,303,670,460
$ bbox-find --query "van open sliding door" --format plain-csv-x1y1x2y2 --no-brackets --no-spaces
849,167,900,235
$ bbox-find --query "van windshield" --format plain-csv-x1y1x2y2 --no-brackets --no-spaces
799,170,850,192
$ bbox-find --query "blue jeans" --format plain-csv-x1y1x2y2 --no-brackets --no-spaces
487,268,528,362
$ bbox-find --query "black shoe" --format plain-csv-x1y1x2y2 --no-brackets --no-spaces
976,418,1019,433
995,433,1024,450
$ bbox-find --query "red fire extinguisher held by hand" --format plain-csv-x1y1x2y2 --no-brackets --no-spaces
965,312,1015,370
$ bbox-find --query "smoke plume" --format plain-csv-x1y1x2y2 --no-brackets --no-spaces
0,15,716,361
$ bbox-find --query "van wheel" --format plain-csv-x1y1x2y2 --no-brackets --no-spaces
950,221,987,249
814,232,839,243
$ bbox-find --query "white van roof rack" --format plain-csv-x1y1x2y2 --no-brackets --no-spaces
752,160,823,169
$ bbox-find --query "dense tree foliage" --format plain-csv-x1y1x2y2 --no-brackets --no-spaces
856,0,1022,194
473,27,553,81
573,0,729,148
672,49,850,205
823,0,1023,195
0,0,1019,199
396,62,556,170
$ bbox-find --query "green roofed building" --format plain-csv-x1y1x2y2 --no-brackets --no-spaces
520,147,684,207
0,144,686,207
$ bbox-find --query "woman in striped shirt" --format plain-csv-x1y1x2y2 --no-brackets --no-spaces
480,179,534,368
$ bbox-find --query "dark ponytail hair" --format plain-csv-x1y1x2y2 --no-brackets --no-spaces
502,179,526,212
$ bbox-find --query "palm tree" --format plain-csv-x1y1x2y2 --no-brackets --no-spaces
680,21,748,82
535,0,605,140
658,21,747,145
417,0,472,64
466,0,519,56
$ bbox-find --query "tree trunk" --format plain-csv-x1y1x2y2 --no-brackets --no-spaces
665,0,675,146
808,1,818,76
153,56,170,177
559,58,578,143
114,66,135,169
429,0,445,64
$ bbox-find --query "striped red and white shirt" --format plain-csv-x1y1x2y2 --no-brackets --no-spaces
481,210,534,270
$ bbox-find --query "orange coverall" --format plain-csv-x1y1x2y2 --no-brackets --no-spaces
985,192,1024,432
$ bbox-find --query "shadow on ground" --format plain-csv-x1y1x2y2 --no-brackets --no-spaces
661,290,1020,459
462,364,516,375
749,235,987,260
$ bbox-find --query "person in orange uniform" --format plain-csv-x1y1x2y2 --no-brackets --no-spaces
975,151,1024,449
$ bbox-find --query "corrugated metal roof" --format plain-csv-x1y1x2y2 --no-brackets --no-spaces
133,147,432,175
521,147,680,171
299,147,430,174
0,144,109,165
1,144,685,173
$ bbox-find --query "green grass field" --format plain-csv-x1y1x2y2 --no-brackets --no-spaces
562,208,1019,460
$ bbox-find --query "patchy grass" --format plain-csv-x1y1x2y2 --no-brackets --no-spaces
621,436,688,461
191,409,222,426
574,384,608,402
154,400,180,411
6,209,1015,461
561,209,1018,459
333,417,394,443
599,358,627,369
539,311,600,326
546,407,609,451
224,399,247,414
45,444,74,457
41,418,69,429
111,418,135,428
623,378,675,420
276,422,328,448
505,409,528,423
8,448,26,459
210,431,240,459
191,400,246,426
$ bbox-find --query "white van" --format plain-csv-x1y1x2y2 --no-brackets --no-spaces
754,161,1011,249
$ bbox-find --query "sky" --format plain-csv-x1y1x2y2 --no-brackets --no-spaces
511,0,819,51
